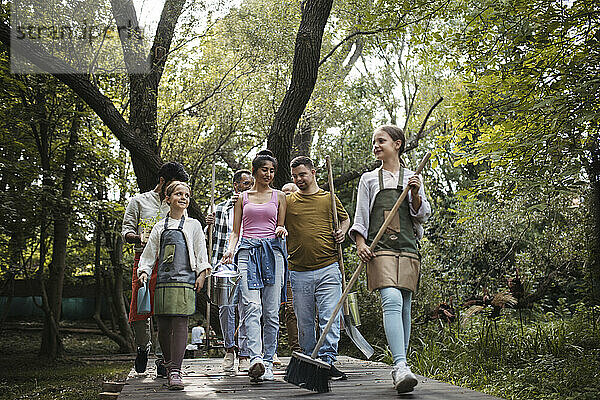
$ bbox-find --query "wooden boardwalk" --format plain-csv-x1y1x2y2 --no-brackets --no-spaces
117,356,501,399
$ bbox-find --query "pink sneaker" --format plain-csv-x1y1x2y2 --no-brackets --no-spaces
168,369,184,390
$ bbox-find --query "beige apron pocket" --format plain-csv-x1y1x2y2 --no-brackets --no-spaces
154,284,195,316
367,251,420,293
397,256,420,293
367,255,398,292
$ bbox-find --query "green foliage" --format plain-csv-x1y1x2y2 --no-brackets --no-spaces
410,308,600,399
434,0,599,201
418,191,589,312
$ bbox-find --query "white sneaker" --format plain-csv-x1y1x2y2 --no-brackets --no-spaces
262,366,275,381
392,363,418,393
273,353,281,366
222,352,235,372
238,357,250,372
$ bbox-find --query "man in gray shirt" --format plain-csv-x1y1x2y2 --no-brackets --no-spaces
122,162,189,375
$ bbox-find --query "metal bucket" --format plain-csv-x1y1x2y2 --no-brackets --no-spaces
347,292,361,326
211,267,240,306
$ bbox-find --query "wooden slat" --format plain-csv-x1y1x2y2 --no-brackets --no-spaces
118,356,501,399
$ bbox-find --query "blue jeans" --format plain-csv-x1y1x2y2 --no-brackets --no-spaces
379,287,412,365
218,291,248,357
290,262,342,365
237,248,284,367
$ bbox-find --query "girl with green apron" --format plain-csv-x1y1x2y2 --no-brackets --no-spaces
349,125,431,394
138,181,211,390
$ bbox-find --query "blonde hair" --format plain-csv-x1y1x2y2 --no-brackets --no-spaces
165,181,191,201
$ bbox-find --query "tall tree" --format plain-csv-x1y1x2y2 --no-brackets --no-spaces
39,102,82,358
0,0,186,191
267,0,333,188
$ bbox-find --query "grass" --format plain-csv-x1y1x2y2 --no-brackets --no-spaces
0,322,131,400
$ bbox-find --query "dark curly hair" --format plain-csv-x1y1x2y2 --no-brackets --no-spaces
290,156,314,169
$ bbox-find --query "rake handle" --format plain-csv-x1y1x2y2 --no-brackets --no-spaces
311,152,431,359
325,156,349,316
205,160,215,350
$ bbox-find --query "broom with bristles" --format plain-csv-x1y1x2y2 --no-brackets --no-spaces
285,152,431,393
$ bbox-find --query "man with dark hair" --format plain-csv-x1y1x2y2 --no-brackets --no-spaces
207,169,253,372
285,156,350,380
122,161,189,375
289,156,314,170
156,162,190,197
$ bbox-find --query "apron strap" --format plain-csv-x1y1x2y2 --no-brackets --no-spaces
177,215,186,230
397,167,404,190
378,168,384,191
164,214,170,229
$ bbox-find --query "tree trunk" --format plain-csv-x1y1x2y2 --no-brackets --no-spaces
268,0,333,188
110,234,135,352
93,211,135,352
40,104,80,358
99,212,135,353
587,135,600,305
292,112,313,158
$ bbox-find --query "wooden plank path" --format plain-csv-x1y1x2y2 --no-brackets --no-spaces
118,356,501,399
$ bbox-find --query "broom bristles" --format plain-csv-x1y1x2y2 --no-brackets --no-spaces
284,351,331,393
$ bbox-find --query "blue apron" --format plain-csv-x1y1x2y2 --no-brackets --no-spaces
154,215,196,316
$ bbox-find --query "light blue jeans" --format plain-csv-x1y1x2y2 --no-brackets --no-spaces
218,293,248,357
379,287,412,365
237,248,284,367
290,262,342,365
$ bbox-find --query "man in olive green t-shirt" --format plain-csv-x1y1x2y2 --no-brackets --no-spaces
285,156,350,380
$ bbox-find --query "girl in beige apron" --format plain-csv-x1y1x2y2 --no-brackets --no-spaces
349,125,431,394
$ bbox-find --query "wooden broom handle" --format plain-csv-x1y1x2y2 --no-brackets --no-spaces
325,156,349,316
311,152,431,359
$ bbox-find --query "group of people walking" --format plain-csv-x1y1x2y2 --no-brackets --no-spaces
121,124,431,393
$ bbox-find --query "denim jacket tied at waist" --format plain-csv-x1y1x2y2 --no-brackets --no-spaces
234,237,288,301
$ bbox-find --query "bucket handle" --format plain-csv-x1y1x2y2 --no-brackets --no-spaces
226,275,241,305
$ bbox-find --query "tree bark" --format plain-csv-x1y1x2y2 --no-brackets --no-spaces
93,210,135,353
110,0,187,190
586,134,600,305
268,0,334,188
292,113,313,158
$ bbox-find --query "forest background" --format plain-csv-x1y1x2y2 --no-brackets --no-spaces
0,0,599,399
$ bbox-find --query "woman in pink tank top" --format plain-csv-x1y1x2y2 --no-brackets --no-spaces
222,150,287,382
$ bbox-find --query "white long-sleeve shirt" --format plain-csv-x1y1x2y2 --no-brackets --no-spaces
137,216,212,278
121,190,169,252
349,167,431,243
